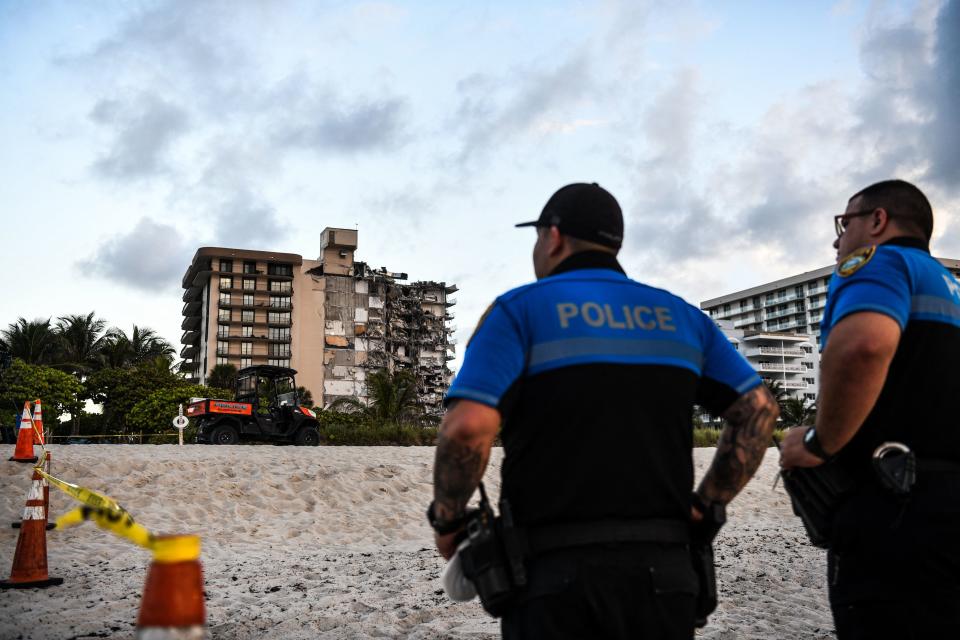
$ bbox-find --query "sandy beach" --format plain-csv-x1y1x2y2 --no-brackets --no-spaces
0,445,835,639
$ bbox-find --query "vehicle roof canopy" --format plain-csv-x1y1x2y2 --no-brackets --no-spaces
237,365,298,378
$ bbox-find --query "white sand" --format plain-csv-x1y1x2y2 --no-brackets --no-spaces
0,445,835,639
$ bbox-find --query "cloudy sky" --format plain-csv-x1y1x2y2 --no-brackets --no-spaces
1,0,957,370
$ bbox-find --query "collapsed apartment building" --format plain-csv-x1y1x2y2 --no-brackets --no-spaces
180,227,457,416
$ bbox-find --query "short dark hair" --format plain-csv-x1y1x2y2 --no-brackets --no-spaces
849,179,933,240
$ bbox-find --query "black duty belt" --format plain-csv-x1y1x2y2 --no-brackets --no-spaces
917,459,960,473
526,518,690,555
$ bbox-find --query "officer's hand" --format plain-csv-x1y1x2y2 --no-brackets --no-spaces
779,426,826,470
690,506,703,523
435,530,462,560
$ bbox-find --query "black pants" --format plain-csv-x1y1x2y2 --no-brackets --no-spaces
827,478,960,640
501,543,696,640
831,593,960,640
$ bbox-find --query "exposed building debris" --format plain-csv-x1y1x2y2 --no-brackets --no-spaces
308,232,457,417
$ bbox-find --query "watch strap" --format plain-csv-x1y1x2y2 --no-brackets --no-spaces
427,501,467,535
803,428,833,461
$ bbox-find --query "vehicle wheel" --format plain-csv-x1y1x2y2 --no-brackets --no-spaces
210,424,239,445
295,426,321,446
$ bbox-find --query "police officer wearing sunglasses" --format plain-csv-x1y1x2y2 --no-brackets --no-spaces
781,179,960,638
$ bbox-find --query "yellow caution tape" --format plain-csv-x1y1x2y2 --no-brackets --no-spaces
36,467,155,551
30,440,199,561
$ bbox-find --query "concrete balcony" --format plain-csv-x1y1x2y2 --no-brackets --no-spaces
756,363,805,373
746,346,805,357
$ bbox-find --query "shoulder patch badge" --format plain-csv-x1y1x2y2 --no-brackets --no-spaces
467,302,496,348
837,245,876,277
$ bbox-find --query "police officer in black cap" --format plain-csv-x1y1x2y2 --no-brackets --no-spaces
429,183,779,638
781,179,960,638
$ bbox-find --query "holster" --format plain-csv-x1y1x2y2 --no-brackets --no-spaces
457,486,527,617
690,501,726,628
781,460,856,548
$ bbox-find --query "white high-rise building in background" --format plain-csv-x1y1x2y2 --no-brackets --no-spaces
701,257,960,402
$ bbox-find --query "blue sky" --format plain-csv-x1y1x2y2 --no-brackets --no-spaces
1,0,957,371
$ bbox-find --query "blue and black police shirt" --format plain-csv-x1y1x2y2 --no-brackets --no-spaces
820,236,960,471
446,251,761,527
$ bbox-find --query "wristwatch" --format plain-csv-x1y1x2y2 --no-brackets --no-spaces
426,501,468,535
802,427,833,461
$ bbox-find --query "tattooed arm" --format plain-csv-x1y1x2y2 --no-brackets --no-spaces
432,399,501,558
696,385,779,509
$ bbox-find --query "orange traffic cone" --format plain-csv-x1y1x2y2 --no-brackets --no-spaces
137,535,206,638
0,466,63,589
31,398,45,445
8,402,37,463
13,452,55,530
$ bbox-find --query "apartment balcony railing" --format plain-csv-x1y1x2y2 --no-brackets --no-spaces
751,346,805,357
762,378,808,389
764,307,804,320
756,363,805,373
763,294,802,307
268,300,292,309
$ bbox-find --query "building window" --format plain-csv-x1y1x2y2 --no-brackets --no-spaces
804,377,815,384
268,327,290,340
219,276,233,290
240,357,252,369
268,358,291,367
243,294,254,306
268,263,293,277
242,325,253,338
269,280,292,293
219,292,231,306
269,343,291,357
241,342,252,355
216,356,229,365
242,309,255,323
217,340,229,356
270,296,290,309
268,311,291,324
219,259,233,273
243,278,256,290
218,308,231,322
243,261,258,274
217,325,230,338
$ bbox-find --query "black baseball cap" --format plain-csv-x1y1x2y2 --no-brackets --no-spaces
515,182,623,249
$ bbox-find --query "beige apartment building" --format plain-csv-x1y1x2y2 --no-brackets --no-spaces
180,228,457,414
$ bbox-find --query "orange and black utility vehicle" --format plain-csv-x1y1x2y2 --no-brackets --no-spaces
189,365,321,445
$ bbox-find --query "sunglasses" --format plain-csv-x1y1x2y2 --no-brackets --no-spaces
833,209,877,238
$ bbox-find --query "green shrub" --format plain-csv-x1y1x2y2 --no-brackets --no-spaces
693,427,787,447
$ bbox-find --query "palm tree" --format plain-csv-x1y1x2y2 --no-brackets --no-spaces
297,386,314,408
764,379,790,404
102,325,174,368
208,363,238,390
54,312,109,376
329,368,422,425
781,397,816,427
0,317,57,364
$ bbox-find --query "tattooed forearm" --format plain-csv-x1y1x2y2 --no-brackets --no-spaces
697,385,778,505
433,431,487,519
